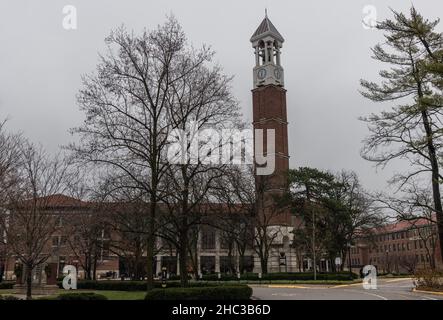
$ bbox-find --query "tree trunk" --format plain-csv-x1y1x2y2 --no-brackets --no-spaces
179,230,189,287
146,199,157,291
261,257,268,274
179,180,190,287
92,257,97,280
420,108,443,264
25,265,32,300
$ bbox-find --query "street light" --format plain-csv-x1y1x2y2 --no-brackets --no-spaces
385,251,389,274
347,242,352,278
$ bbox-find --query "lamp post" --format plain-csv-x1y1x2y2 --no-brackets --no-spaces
347,242,352,278
385,251,389,274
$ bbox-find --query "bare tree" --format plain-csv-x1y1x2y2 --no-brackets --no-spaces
212,166,256,274
70,17,224,289
399,255,418,274
2,143,71,299
374,181,438,269
214,166,286,275
0,120,22,282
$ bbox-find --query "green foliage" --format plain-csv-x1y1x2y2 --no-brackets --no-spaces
55,292,108,300
286,168,379,262
144,285,252,300
0,282,14,290
258,272,358,281
0,295,20,300
56,280,220,291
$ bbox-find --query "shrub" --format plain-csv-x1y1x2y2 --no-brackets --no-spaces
258,272,358,281
414,269,443,291
55,292,108,300
202,272,357,281
0,282,14,290
57,280,220,291
145,285,252,300
0,295,20,300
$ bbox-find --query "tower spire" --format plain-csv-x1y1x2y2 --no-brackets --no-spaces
265,8,268,18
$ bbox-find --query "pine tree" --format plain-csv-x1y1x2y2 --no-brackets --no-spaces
360,7,443,264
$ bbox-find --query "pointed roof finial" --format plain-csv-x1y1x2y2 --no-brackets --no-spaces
250,11,284,43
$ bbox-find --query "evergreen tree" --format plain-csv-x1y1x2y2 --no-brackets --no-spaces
360,7,443,261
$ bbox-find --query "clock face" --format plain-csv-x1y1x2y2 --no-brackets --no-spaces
257,68,267,80
274,68,281,79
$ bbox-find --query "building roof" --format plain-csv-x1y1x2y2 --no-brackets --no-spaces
27,194,89,208
250,15,284,43
375,217,435,235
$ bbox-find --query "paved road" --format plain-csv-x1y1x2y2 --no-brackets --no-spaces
251,278,443,300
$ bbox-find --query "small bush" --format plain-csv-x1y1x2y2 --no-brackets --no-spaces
259,272,358,281
145,285,252,300
202,272,357,281
0,295,20,300
55,292,108,300
0,282,14,290
57,280,220,291
414,269,443,291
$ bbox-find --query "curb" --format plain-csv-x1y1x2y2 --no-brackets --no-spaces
412,288,443,296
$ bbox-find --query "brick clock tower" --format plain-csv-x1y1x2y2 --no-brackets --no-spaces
251,14,291,226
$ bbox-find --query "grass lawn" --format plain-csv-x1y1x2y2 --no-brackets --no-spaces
1,289,146,300
0,289,15,295
42,290,147,300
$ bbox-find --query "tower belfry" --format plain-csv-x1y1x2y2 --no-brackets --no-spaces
251,13,285,88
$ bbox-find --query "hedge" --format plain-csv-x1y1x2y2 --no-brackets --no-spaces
0,295,20,300
202,272,358,281
0,282,14,290
55,272,357,291
145,285,252,300
259,272,358,281
55,292,108,300
57,280,220,291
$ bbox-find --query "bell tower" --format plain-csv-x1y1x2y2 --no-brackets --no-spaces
251,11,285,89
251,13,290,225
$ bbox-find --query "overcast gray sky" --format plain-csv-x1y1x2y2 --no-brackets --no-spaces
0,0,442,193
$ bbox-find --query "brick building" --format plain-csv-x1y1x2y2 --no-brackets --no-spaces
348,218,443,274
0,194,298,281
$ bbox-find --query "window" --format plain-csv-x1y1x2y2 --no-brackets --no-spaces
201,228,216,250
200,256,215,274
220,235,230,250
73,235,81,246
102,241,110,259
52,236,59,247
220,256,235,273
57,216,63,227
60,236,67,246
241,256,254,273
